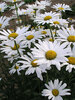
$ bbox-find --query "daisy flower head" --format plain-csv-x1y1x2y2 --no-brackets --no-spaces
0,26,29,42
0,2,8,12
22,8,36,16
13,8,24,16
34,11,60,25
0,39,26,57
32,40,71,70
4,53,19,63
21,30,42,48
4,0,21,3
42,79,71,100
18,53,48,81
9,63,21,75
61,45,75,72
26,2,46,11
10,2,24,10
56,25,75,46
38,28,50,37
36,0,52,7
0,16,10,29
51,18,68,28
52,3,71,12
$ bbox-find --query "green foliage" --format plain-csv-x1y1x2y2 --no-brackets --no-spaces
62,4,75,19
24,0,36,3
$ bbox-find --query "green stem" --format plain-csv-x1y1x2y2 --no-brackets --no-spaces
14,40,21,57
49,25,54,41
14,2,20,25
46,72,48,84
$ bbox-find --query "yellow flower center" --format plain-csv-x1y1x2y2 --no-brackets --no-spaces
67,35,75,42
52,89,59,96
67,57,75,65
8,33,18,39
9,29,14,32
69,18,72,21
58,7,64,10
44,16,52,21
0,23,2,27
45,50,57,60
41,31,47,34
26,35,34,40
49,38,54,42
53,21,60,24
15,66,19,69
13,0,16,2
11,44,20,50
31,59,38,67
0,8,2,11
40,26,43,28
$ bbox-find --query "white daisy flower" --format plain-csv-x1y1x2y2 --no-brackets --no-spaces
13,8,24,16
21,30,42,48
61,45,75,72
26,2,45,11
18,53,48,81
0,39,26,56
51,18,68,28
36,0,51,7
32,40,71,70
10,2,24,10
21,8,35,16
34,11,60,25
4,0,21,3
42,79,71,100
37,29,50,37
0,26,29,42
0,16,10,29
56,25,75,46
9,63,21,75
52,3,71,12
4,53,19,63
0,2,8,12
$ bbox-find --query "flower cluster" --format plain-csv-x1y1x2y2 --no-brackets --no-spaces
0,0,75,100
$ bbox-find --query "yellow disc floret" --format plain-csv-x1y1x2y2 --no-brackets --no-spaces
44,16,52,21
49,38,54,42
13,0,16,2
11,44,20,50
52,89,59,96
0,8,2,11
68,57,75,65
67,35,75,42
58,7,64,10
31,59,38,67
0,23,2,27
41,31,47,34
26,35,34,40
53,21,60,24
8,33,18,39
15,66,19,69
45,50,57,60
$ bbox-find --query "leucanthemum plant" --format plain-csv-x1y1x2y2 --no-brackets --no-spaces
0,16,10,29
56,25,75,46
31,40,71,70
4,0,21,3
51,3,71,12
0,0,74,100
0,2,8,13
42,79,71,100
18,53,49,81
